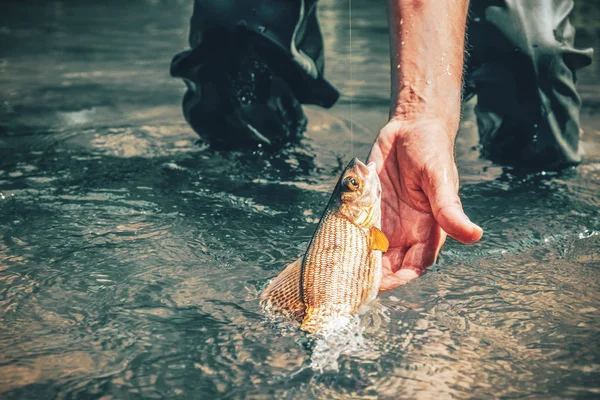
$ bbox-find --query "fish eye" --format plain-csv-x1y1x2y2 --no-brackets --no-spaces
343,176,359,191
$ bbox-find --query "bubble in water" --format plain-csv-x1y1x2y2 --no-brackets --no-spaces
308,316,366,372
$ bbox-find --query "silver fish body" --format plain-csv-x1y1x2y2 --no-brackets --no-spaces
260,158,388,334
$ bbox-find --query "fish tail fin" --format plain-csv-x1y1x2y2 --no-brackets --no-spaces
260,257,305,321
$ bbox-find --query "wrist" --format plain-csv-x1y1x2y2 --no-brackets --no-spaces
372,115,458,168
386,109,461,143
389,80,462,134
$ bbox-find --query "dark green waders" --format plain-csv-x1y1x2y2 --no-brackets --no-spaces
466,0,593,169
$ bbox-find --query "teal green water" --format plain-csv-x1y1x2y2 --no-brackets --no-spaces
1,1,599,398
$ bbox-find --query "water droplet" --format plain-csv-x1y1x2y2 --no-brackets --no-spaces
241,97,246,102
396,64,401,69
426,80,432,85
400,19,403,25
533,124,538,128
474,17,481,22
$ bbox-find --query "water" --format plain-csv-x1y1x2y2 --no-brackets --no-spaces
1,0,599,398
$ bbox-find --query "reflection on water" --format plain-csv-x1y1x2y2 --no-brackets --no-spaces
1,0,599,398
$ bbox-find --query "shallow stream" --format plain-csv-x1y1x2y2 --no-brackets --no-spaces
1,1,599,398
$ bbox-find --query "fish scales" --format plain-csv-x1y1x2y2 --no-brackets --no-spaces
302,210,370,329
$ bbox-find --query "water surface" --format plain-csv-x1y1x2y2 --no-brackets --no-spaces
1,1,599,398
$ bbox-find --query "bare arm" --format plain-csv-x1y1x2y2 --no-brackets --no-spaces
388,0,468,130
369,0,482,290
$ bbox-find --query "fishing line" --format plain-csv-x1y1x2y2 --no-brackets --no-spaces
349,0,354,157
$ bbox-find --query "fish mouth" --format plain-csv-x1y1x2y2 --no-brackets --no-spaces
363,161,381,198
349,158,370,176
346,158,381,199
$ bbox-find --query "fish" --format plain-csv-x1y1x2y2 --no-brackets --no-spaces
260,158,389,334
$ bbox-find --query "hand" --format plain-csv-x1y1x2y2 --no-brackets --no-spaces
368,118,483,291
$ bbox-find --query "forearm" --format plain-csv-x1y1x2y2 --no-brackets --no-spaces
387,0,469,135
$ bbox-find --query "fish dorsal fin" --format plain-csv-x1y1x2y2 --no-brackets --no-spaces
259,257,305,321
370,226,389,253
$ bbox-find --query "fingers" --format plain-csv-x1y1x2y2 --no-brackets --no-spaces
381,247,407,274
424,165,483,244
379,269,418,291
379,248,409,291
378,245,430,292
379,238,443,292
436,202,483,243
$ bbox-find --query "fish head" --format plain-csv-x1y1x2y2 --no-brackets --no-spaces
335,158,382,227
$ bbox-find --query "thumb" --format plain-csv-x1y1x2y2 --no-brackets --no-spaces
424,167,483,244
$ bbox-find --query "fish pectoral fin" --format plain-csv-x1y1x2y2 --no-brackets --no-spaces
369,226,389,253
260,257,305,320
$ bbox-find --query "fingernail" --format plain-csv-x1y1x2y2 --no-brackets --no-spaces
471,223,483,240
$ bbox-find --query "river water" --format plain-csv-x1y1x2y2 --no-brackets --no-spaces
1,1,599,399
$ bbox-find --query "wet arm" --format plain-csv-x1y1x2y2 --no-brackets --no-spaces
387,0,469,134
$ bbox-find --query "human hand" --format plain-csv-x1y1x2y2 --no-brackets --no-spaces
368,118,483,291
